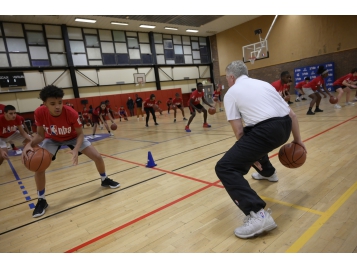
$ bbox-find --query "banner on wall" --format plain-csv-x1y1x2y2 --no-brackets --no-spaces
294,62,335,92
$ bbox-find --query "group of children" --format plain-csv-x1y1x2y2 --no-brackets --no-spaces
272,66,357,115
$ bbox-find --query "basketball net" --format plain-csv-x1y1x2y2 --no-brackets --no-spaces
249,57,256,65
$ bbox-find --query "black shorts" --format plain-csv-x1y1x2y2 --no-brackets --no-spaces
334,85,346,90
189,104,204,113
175,105,182,109
92,115,103,124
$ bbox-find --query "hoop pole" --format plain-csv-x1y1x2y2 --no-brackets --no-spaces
265,15,278,41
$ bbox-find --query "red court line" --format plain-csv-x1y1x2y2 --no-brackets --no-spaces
101,153,223,187
65,114,356,253
65,181,221,253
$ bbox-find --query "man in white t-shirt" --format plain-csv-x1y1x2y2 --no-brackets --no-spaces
215,60,306,239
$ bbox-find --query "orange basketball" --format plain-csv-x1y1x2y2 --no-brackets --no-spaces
153,104,158,110
213,97,218,102
284,95,290,101
110,123,117,130
208,107,216,115
23,147,52,172
329,96,338,104
278,143,306,168
86,122,91,126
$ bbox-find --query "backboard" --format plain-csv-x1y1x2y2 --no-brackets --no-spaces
242,39,269,63
133,73,146,84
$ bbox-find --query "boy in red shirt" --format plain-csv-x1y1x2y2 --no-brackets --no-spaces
213,84,223,112
185,82,214,132
271,71,293,104
302,65,333,115
172,93,187,123
333,68,357,109
22,85,120,218
0,105,32,164
143,94,159,127
166,98,173,114
91,102,115,139
294,77,309,102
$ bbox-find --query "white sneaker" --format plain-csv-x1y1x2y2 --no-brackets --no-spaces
346,102,355,106
15,149,22,155
252,171,278,182
110,133,114,136
354,97,357,101
334,104,342,109
234,208,277,238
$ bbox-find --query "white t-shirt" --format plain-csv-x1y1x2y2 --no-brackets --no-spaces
224,75,290,126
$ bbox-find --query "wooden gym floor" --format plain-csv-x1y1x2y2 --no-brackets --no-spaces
1,95,357,253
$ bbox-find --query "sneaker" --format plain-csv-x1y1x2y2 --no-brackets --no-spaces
307,110,315,115
12,146,19,151
302,97,307,100
354,96,357,101
155,122,159,125
314,108,323,112
145,124,148,127
110,133,114,136
183,118,188,121
334,104,342,109
174,119,176,123
346,102,355,106
288,101,293,104
203,123,211,128
295,99,300,102
234,208,277,239
32,198,48,218
252,172,278,182
101,177,120,189
185,126,191,132
15,149,23,155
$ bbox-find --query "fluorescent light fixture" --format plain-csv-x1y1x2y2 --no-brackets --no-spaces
75,18,96,23
165,27,178,31
111,22,129,26
140,24,156,29
186,29,199,33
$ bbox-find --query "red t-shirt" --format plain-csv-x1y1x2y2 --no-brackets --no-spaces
144,98,156,108
0,104,5,115
172,97,182,106
295,81,308,89
35,105,82,142
213,91,221,97
82,111,89,118
189,90,204,105
271,80,285,92
303,76,325,91
93,107,108,117
0,114,23,138
333,74,357,86
167,99,172,105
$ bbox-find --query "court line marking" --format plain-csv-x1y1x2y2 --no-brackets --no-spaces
65,181,221,253
286,180,357,252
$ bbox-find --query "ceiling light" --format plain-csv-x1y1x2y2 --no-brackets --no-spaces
165,27,178,31
140,24,156,29
75,18,96,23
186,29,199,33
111,22,129,26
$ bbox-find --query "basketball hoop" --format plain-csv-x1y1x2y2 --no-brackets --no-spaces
249,57,256,65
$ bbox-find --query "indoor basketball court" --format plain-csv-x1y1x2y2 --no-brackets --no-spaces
0,8,357,260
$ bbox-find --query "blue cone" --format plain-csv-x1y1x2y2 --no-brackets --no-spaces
146,151,157,168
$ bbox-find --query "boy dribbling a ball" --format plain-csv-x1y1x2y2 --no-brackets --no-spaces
22,85,120,218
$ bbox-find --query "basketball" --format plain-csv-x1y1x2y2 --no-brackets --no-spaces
208,107,216,115
153,104,158,110
86,122,90,126
213,97,218,102
23,147,52,172
284,95,290,101
110,123,117,130
329,96,338,104
278,143,306,168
